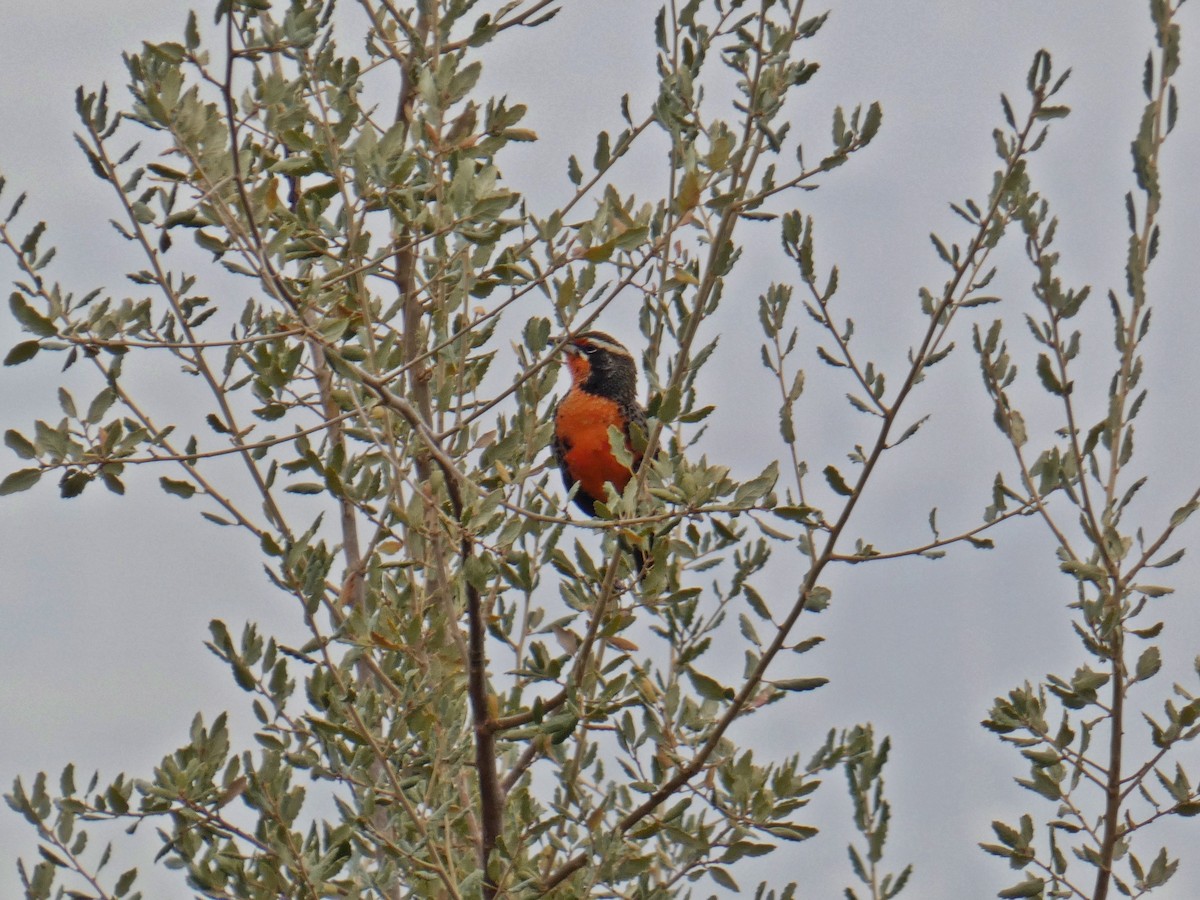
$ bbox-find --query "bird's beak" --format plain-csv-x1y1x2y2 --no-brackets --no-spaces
554,335,581,357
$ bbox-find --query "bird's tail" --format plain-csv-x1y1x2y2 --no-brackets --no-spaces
630,546,646,582
620,535,651,585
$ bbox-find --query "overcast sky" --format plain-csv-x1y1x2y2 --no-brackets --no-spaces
3,2,1200,898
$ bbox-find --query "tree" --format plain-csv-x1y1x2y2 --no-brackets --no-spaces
2,0,1197,897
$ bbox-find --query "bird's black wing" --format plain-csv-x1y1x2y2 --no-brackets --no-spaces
621,401,649,471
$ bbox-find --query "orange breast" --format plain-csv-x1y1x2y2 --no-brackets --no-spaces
556,390,635,502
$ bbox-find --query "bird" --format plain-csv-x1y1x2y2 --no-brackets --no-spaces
552,331,649,574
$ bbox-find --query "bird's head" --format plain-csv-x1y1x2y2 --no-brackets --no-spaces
559,331,637,398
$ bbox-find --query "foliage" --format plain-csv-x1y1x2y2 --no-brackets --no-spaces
975,2,1200,897
1,0,1196,898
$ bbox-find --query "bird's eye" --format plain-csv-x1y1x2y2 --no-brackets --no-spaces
581,344,598,355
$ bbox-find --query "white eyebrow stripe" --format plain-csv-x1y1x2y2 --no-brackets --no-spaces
577,336,631,357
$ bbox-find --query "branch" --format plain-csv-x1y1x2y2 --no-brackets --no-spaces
828,500,1037,563
542,60,1054,889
